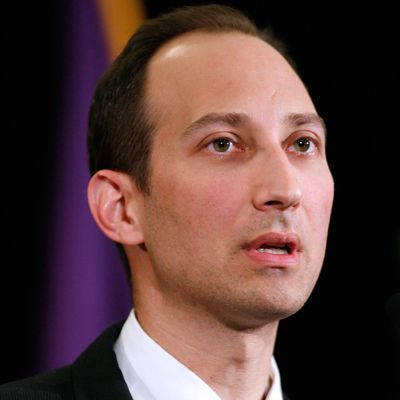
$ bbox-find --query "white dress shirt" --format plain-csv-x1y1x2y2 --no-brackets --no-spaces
114,310,284,400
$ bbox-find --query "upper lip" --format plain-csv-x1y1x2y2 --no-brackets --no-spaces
244,232,301,254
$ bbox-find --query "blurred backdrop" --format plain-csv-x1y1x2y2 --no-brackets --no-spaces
4,1,399,399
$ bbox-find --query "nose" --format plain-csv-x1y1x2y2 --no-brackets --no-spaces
252,150,302,212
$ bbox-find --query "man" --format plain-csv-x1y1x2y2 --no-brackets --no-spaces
1,4,334,399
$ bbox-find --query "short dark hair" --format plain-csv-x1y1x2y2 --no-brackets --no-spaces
87,4,294,280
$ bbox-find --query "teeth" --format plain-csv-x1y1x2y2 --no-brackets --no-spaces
257,247,288,254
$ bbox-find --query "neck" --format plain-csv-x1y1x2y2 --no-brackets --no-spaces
135,293,279,400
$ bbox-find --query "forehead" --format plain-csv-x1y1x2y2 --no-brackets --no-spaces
150,30,286,74
146,31,315,132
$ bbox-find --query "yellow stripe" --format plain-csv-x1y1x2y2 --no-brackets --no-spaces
97,0,146,61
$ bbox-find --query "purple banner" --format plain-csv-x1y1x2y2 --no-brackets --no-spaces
38,0,131,372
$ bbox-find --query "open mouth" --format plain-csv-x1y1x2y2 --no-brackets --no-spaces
256,243,291,254
245,232,300,254
244,232,300,266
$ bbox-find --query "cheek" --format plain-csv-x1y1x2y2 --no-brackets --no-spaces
144,170,247,276
154,168,246,229
319,172,334,220
303,170,334,239
309,186,333,217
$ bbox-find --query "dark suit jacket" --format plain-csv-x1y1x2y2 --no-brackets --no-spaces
1,321,291,399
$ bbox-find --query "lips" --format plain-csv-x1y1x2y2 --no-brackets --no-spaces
243,232,301,267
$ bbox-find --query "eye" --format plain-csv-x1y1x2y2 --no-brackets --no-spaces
209,138,234,153
289,137,317,154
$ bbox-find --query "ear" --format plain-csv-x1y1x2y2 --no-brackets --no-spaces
87,170,145,246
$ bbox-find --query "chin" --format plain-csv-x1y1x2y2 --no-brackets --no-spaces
219,292,310,331
276,287,314,315
262,283,316,319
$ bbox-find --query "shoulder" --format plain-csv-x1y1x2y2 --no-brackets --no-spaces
0,366,73,399
0,320,128,400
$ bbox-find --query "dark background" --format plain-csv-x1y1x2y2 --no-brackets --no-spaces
5,1,399,399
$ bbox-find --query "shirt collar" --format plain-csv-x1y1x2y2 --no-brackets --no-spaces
114,310,283,400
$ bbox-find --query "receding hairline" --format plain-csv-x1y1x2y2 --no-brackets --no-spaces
144,29,297,132
148,28,280,67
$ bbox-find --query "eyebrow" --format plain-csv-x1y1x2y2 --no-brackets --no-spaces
182,112,250,138
181,111,327,138
284,112,327,137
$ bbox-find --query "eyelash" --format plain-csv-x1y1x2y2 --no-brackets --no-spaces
287,136,319,155
203,133,320,156
206,137,240,154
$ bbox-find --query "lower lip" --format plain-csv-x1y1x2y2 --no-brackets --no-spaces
244,249,300,267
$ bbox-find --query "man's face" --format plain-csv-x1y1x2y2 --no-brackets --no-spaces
139,32,334,329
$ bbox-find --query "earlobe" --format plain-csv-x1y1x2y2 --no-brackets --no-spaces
87,170,145,246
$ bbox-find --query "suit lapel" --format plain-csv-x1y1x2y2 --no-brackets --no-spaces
71,321,133,400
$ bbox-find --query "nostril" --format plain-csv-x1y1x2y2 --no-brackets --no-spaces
264,200,282,206
253,183,302,211
262,197,301,211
